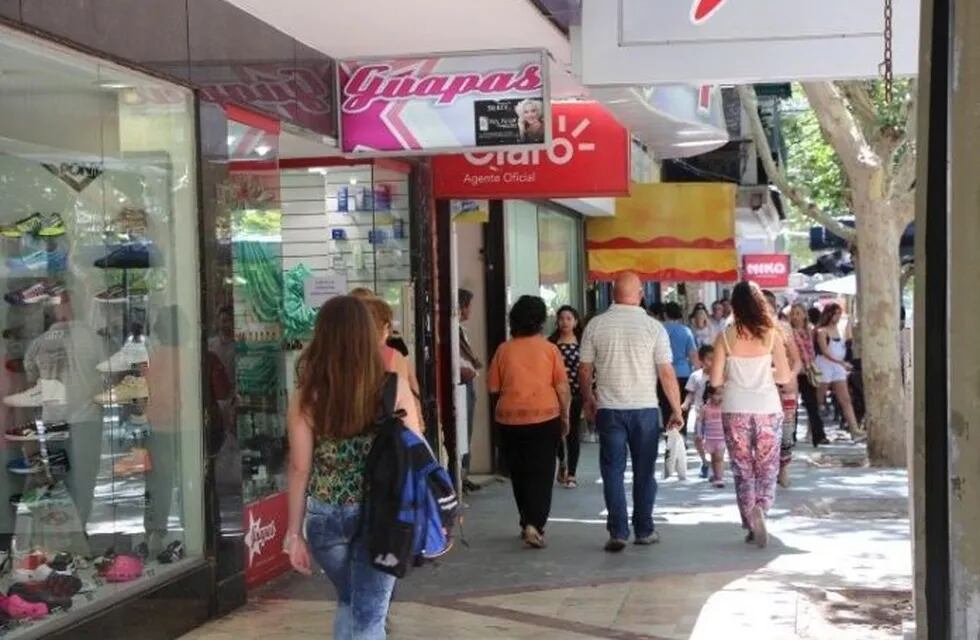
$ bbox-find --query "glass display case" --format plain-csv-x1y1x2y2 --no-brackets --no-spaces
0,26,203,637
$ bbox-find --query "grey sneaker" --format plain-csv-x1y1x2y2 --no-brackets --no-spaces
634,531,661,545
604,538,627,553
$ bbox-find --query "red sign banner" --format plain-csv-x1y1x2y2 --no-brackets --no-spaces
243,491,291,588
432,102,630,199
743,254,791,288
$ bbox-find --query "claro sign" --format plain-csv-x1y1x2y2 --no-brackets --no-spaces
432,102,630,199
743,254,791,288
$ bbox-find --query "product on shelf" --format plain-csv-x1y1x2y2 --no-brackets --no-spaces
96,553,143,583
40,573,82,599
109,207,147,238
6,248,67,274
96,337,149,373
3,280,64,306
0,593,48,620
34,553,75,580
112,446,152,476
93,242,158,269
0,213,44,239
9,580,72,612
36,213,66,238
4,421,70,442
92,375,149,405
7,450,69,475
93,283,149,303
2,327,24,340
156,540,185,564
4,379,67,407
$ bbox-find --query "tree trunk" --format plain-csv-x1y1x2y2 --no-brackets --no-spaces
855,199,907,466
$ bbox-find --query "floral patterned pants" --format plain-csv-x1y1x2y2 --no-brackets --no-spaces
722,412,783,529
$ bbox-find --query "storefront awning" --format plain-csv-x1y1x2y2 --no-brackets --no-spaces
586,182,737,282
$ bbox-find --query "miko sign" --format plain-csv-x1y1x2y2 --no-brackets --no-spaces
432,102,629,199
743,254,791,288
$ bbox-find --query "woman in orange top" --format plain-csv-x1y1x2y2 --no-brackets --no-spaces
488,295,571,549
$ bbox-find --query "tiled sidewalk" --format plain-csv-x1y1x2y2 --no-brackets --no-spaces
183,437,913,639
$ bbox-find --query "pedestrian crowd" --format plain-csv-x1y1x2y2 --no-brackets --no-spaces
277,278,865,639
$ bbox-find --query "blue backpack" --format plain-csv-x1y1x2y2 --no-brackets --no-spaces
362,375,458,578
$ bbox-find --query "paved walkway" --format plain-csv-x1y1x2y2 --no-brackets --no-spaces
183,432,913,639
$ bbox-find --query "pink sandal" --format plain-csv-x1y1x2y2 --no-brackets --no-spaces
100,554,143,583
0,594,48,619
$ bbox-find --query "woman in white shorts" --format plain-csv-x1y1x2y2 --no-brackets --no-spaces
814,303,861,434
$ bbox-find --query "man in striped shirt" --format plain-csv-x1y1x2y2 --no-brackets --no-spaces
579,272,684,552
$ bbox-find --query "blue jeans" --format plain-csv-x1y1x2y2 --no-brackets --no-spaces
597,408,662,541
305,499,396,639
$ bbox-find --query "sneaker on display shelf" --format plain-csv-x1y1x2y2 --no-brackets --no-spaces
4,421,70,442
0,213,44,239
4,281,51,306
6,249,67,274
94,242,159,269
112,447,152,477
98,553,143,583
110,207,148,238
93,284,149,304
36,213,66,238
9,580,73,612
4,379,67,407
93,375,149,405
96,338,149,373
157,540,185,564
0,593,48,620
7,450,69,475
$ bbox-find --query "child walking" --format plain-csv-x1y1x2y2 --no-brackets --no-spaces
682,345,715,479
698,384,727,488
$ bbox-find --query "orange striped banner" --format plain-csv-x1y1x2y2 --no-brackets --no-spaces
587,183,737,282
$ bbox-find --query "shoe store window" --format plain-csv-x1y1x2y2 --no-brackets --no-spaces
0,26,203,635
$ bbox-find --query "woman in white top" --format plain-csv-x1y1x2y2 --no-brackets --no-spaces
711,281,792,548
814,303,861,434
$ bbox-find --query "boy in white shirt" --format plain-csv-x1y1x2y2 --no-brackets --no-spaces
681,345,715,479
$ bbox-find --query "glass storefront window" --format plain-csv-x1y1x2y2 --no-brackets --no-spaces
505,201,584,326
280,161,413,341
0,25,202,635
538,208,582,318
223,110,288,506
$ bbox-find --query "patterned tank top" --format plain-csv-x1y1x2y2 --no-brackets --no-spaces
308,434,374,505
305,374,397,504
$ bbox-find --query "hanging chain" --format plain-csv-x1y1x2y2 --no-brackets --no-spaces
882,0,894,103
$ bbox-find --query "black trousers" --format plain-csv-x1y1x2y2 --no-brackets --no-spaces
798,373,827,444
556,394,583,476
499,419,561,532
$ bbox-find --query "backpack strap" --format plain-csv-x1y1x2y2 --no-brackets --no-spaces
381,372,399,417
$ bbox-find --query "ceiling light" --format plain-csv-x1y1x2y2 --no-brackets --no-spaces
674,139,728,148
97,81,133,90
349,177,358,185
227,135,236,146
254,144,271,156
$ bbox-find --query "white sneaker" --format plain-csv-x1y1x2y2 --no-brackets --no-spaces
96,338,149,373
4,379,67,407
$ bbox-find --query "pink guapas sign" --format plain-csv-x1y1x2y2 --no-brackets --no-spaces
338,50,550,154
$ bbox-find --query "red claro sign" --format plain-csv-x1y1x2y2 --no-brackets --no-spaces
432,102,630,199
743,254,791,288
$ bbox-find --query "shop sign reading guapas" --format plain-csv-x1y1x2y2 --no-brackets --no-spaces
338,50,550,154
432,102,629,199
